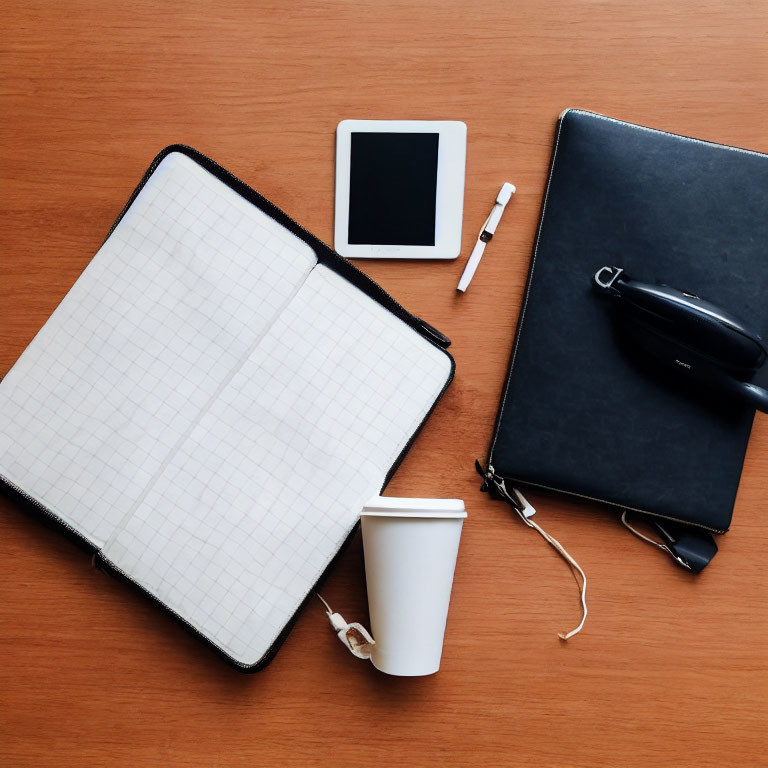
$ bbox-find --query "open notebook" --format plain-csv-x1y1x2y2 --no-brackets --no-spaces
0,147,454,669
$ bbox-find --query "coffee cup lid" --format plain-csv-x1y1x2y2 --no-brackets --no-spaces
361,496,466,519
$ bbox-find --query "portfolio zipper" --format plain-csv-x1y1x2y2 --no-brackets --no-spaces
486,472,726,535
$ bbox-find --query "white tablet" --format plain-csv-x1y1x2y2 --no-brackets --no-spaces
334,120,466,259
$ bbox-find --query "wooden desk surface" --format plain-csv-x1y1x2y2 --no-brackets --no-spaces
1,2,766,766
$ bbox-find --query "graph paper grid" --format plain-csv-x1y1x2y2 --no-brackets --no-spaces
102,264,451,664
0,152,317,546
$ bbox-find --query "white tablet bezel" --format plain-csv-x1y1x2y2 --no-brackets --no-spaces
334,119,466,259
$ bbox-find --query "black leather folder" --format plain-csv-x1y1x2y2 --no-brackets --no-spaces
484,110,768,550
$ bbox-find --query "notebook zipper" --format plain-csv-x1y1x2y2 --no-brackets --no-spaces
0,473,96,551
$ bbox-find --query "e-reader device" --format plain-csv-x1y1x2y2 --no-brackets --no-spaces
334,120,467,259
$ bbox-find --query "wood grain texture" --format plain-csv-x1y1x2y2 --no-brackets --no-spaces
1,1,766,766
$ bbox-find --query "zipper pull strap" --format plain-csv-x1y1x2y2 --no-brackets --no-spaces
479,463,588,640
417,317,452,348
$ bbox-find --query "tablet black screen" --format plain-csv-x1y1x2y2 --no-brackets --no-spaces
348,132,439,246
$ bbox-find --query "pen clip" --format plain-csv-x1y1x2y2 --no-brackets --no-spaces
457,182,516,293
479,209,497,242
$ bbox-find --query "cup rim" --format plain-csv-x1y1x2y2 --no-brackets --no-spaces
361,496,466,519
361,510,467,519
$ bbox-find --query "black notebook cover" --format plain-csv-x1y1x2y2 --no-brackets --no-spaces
488,110,768,533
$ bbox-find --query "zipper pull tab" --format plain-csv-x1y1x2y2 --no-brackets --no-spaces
478,462,534,525
476,460,506,496
417,317,452,348
475,459,490,491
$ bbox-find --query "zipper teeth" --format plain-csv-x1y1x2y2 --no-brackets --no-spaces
494,473,726,535
1,473,95,547
99,555,253,669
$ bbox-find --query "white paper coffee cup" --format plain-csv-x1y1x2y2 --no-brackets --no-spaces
361,496,466,676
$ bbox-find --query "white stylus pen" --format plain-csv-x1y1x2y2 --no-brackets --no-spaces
457,182,516,292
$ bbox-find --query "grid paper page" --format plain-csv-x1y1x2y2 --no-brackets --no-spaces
102,264,452,666
0,152,317,547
